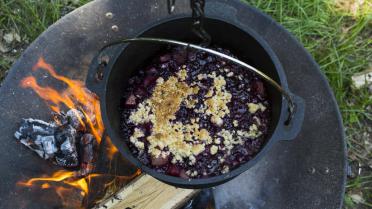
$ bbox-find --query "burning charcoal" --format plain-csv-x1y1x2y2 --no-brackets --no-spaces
15,110,101,175
14,118,57,159
54,123,79,167
15,118,79,167
77,133,98,177
66,109,85,131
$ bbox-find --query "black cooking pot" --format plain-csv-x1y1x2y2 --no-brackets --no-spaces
87,16,305,189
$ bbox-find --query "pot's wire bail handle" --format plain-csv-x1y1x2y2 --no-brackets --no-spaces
168,0,211,46
98,37,297,124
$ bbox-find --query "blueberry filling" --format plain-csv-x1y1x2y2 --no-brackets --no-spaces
120,46,271,178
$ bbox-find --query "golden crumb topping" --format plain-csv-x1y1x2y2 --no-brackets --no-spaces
129,73,213,162
128,68,265,163
130,128,145,150
210,145,219,155
204,74,232,126
247,102,266,114
177,67,188,81
233,120,239,127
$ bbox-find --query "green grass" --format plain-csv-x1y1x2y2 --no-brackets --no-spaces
247,1,371,208
0,0,371,208
0,0,90,80
0,0,90,40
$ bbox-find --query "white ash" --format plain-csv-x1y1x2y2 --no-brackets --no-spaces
14,118,57,159
15,118,79,167
14,108,97,175
352,69,372,89
66,109,85,130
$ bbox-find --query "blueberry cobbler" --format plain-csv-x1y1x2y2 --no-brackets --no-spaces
121,47,271,178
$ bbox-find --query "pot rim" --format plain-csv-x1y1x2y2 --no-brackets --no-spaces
98,15,290,188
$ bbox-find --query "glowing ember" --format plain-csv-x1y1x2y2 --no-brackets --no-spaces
41,183,51,189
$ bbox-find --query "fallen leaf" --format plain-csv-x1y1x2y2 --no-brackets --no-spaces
13,32,21,42
0,42,9,53
333,0,372,18
3,31,21,44
351,67,372,88
3,33,14,44
350,194,365,204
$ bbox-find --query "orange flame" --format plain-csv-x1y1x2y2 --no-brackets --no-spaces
20,57,104,143
106,136,119,160
17,169,141,206
17,170,89,194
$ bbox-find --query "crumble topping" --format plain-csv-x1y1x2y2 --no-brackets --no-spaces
247,102,266,114
222,165,230,174
233,120,239,127
187,170,198,177
129,128,145,150
128,67,266,164
197,74,207,80
204,73,232,126
237,124,261,139
121,47,271,178
129,72,212,163
129,102,153,124
226,72,234,77
210,145,219,155
177,67,188,81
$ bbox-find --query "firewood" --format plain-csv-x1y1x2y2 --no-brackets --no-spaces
96,174,198,209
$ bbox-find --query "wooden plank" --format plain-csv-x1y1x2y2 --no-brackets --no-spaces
96,174,198,209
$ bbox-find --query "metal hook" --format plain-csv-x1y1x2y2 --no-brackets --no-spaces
167,0,176,14
190,0,211,46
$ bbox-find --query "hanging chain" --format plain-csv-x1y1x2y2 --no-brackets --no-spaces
190,0,211,46
167,0,211,46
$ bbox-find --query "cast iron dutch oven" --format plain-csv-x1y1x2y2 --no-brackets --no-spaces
87,16,305,189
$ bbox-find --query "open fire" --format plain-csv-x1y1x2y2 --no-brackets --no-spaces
15,57,140,208
20,57,104,142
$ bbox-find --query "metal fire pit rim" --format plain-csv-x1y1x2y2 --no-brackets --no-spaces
0,0,347,208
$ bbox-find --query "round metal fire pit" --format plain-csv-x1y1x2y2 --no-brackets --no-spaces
0,0,346,208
